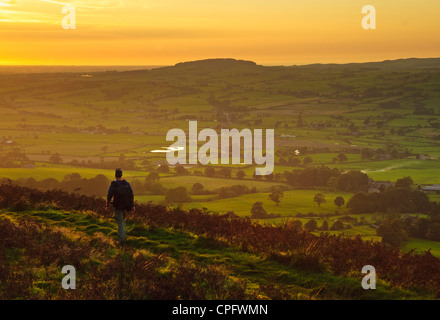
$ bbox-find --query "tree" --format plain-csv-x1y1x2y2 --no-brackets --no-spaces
268,189,284,206
145,172,160,183
204,167,216,178
330,220,344,230
376,218,407,247
141,159,151,170
218,167,232,178
225,211,238,218
320,220,329,231
165,186,191,204
19,177,34,188
336,153,348,163
381,232,405,247
304,219,318,232
337,171,369,192
90,174,109,189
236,170,246,179
129,179,146,195
314,193,326,207
39,178,59,190
413,218,430,238
157,164,170,173
265,173,274,182
118,153,126,163
49,153,63,164
303,157,313,165
175,164,187,174
250,201,268,219
287,220,302,231
289,158,301,166
426,223,440,241
252,172,262,180
64,172,81,181
334,196,345,208
361,148,374,161
395,176,413,189
191,182,204,195
6,150,29,161
327,176,339,191
150,182,165,195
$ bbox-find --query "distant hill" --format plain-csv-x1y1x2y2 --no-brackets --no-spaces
298,57,440,70
1,58,438,74
354,58,440,69
126,57,440,76
149,58,262,75
175,58,258,70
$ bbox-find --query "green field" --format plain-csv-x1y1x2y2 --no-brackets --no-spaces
183,190,352,217
333,159,440,185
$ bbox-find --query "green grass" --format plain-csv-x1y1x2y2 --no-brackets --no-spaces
402,238,440,256
182,190,353,217
332,159,440,184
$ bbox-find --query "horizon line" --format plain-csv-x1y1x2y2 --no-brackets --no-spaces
1,56,439,68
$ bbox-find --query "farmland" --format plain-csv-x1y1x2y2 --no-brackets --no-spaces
1,58,440,298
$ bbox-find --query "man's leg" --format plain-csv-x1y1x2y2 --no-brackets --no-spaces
114,209,127,244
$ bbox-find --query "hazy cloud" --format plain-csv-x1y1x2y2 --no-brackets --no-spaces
39,0,124,10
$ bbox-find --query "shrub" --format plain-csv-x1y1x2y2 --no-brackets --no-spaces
191,183,204,195
304,219,318,232
204,167,216,177
330,220,344,230
320,220,329,231
250,201,267,219
334,196,345,208
165,187,191,204
150,182,165,195
287,220,302,231
427,223,440,241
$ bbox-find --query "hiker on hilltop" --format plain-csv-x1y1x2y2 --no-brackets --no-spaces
105,168,135,246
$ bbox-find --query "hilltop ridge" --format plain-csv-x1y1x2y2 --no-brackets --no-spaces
0,57,438,74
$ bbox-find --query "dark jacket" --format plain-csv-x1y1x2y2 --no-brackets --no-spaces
107,180,134,210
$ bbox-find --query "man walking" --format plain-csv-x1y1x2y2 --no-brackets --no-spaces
105,168,135,246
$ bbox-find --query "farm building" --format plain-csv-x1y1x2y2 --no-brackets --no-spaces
422,184,440,193
367,179,394,193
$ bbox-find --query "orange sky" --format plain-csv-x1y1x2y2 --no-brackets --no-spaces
0,0,439,65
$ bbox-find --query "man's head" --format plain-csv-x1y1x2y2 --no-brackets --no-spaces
115,168,123,179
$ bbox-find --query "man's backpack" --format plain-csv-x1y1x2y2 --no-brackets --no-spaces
114,180,133,210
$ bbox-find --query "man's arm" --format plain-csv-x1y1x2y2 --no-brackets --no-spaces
106,182,115,209
128,182,135,211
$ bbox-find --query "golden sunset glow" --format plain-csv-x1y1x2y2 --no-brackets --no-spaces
0,0,439,65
